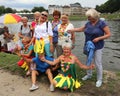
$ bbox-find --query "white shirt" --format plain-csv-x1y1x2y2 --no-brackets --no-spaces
58,23,74,45
34,22,53,43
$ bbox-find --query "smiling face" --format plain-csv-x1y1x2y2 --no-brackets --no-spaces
63,46,71,56
40,11,48,22
61,15,69,24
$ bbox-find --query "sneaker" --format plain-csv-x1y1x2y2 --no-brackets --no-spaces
49,84,54,92
29,84,39,91
82,75,92,81
96,80,102,87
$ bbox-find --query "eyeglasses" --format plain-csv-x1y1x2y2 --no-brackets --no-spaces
41,14,48,17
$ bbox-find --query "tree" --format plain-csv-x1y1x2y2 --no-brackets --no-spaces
95,0,120,13
31,6,47,13
0,6,5,15
5,7,13,13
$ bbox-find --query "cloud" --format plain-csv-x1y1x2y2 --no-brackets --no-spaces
0,0,108,11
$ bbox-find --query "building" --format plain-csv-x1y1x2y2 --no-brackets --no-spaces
48,2,91,15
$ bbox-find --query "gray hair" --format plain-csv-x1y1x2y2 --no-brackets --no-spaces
21,16,28,21
85,9,100,19
62,41,72,49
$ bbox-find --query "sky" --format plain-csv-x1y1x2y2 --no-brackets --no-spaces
0,0,108,11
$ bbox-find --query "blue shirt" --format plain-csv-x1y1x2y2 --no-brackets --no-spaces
84,20,107,50
32,56,54,72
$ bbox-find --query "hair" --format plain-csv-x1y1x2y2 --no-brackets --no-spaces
53,10,61,18
61,13,69,18
62,42,72,49
21,16,28,22
34,11,41,16
41,11,48,17
22,36,31,43
85,9,100,19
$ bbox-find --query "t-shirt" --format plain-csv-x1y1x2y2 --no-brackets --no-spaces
32,56,54,72
57,23,74,45
84,19,107,50
19,25,31,37
0,28,5,35
33,22,53,44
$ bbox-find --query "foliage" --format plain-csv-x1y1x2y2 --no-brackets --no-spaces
31,6,47,13
96,0,120,13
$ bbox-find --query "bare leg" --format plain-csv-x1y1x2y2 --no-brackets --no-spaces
45,68,53,84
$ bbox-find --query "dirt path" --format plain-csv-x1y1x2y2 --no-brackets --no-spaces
0,69,81,96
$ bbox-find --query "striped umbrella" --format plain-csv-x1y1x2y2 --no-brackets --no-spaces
0,13,21,24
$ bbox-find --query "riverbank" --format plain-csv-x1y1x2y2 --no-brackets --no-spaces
0,52,120,96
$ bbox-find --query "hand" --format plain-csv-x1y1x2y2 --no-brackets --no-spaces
67,29,74,33
93,38,100,43
89,64,95,69
40,56,46,62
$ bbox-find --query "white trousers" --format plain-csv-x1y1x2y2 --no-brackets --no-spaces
87,48,103,81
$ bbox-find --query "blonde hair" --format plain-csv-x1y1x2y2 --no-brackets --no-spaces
34,11,41,16
22,36,31,43
85,9,100,19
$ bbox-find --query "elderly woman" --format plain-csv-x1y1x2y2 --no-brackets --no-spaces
57,14,75,57
18,16,31,38
41,41,94,92
52,10,61,57
68,9,111,87
27,11,53,57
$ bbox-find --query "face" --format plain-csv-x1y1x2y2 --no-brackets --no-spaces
61,17,68,24
63,47,71,56
53,15,60,20
87,16,97,23
34,14,40,21
22,18,28,26
40,12,48,22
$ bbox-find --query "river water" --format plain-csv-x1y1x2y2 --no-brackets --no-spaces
2,20,120,72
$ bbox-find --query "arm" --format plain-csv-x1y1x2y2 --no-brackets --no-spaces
93,26,111,43
75,56,94,69
25,37,35,48
18,32,24,38
21,50,33,57
68,26,85,33
41,56,61,66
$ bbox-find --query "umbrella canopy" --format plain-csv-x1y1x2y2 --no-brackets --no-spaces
0,13,21,24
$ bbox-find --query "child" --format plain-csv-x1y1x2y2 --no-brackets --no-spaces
41,42,94,92
24,53,55,91
15,36,35,76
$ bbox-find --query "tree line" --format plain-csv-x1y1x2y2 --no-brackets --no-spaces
1,0,120,15
95,0,120,13
0,6,47,15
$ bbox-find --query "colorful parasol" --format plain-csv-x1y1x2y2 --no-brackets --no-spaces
0,13,21,24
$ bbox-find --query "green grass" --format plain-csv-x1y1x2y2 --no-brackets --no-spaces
0,52,26,76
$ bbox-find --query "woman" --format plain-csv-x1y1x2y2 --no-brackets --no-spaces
27,11,53,57
31,11,41,36
68,9,111,87
18,17,32,38
41,42,94,92
52,10,61,57
57,14,75,57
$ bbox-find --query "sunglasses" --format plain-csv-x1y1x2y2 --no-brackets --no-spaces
41,14,48,17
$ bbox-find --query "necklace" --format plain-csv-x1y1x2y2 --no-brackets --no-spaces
61,55,72,72
58,23,68,37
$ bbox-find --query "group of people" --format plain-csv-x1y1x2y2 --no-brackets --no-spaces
1,8,111,92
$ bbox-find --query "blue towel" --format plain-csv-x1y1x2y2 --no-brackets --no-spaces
84,41,95,66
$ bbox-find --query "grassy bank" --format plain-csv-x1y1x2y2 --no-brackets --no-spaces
0,52,120,96
49,13,120,21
